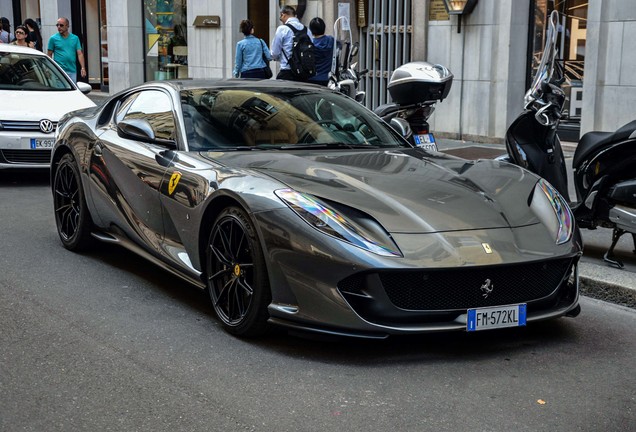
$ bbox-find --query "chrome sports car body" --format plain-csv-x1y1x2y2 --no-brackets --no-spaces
51,79,582,339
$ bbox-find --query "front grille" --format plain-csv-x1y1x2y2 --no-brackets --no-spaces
0,149,51,164
340,258,573,311
0,120,57,132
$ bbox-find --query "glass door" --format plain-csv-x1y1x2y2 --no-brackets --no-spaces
99,0,109,91
143,0,188,81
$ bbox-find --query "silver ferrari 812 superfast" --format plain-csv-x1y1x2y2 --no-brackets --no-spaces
51,79,581,339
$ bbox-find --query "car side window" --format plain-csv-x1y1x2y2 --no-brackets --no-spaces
118,90,176,141
114,93,139,124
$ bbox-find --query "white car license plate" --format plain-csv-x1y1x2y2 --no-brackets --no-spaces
30,138,54,149
414,133,438,151
466,304,527,331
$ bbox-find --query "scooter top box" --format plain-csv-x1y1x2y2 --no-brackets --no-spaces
388,62,453,105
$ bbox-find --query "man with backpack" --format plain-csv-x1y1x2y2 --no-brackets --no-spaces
270,6,315,81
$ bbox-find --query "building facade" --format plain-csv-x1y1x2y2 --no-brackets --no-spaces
3,0,635,140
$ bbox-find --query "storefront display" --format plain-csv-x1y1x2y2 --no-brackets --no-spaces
143,0,188,81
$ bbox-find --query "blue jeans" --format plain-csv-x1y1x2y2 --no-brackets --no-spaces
67,72,77,83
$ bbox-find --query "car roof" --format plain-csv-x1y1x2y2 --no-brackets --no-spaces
140,78,328,93
0,44,48,57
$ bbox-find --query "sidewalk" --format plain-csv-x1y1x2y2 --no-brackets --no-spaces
435,137,636,310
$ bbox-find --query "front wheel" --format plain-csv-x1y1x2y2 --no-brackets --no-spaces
206,207,271,337
52,153,94,251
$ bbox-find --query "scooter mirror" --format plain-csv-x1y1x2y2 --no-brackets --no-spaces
350,42,359,59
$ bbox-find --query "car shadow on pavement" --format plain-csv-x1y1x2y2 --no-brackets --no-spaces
81,241,213,316
255,318,583,364
0,169,49,186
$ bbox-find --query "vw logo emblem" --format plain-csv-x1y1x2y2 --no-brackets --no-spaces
39,119,54,134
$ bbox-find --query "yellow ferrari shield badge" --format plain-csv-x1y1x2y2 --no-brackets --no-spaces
168,172,182,195
482,243,493,254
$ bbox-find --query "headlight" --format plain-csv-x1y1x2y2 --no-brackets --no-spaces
275,188,402,257
530,179,573,244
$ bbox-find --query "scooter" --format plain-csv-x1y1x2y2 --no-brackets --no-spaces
505,10,636,268
328,17,453,152
328,16,367,104
375,62,453,152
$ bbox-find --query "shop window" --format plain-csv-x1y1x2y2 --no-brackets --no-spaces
143,0,188,81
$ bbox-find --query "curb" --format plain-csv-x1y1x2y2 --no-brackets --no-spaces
579,262,636,309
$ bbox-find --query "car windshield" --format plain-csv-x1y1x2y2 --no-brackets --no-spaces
180,87,409,151
0,51,73,91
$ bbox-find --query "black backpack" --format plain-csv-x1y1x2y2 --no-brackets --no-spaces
283,24,316,80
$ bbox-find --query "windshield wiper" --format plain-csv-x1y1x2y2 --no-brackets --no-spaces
278,143,380,150
200,146,251,152
204,143,381,151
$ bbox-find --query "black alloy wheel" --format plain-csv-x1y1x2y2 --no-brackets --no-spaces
53,153,94,251
206,207,271,337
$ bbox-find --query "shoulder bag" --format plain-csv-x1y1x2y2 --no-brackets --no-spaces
260,39,273,79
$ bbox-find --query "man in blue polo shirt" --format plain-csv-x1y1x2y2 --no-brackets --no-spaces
47,17,86,82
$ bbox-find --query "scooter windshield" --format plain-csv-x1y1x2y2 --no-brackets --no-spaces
524,10,559,107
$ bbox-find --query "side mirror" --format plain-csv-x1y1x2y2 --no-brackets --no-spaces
389,118,412,140
117,118,156,141
116,119,177,149
76,81,93,94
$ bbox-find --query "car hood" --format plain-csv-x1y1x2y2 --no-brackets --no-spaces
0,90,95,121
204,148,543,233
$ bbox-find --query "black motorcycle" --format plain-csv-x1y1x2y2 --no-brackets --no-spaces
505,10,636,268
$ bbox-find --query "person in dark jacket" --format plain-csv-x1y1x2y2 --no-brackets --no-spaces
24,18,43,51
307,17,334,86
0,17,13,43
270,5,306,81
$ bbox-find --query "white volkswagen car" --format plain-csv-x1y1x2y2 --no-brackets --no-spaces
0,44,95,169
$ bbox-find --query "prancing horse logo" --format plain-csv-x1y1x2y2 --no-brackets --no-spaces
480,279,494,298
168,171,182,195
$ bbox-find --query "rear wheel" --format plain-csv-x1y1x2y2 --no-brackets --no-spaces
53,153,94,251
206,207,271,337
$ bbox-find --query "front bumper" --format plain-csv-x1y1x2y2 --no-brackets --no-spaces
268,255,581,338
0,131,54,168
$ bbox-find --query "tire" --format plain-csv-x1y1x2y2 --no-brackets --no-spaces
206,206,271,337
53,153,94,251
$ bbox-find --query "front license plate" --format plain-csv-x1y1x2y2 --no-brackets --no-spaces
30,138,54,149
414,133,438,151
467,304,527,332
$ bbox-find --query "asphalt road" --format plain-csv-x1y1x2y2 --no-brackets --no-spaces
1,170,635,431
